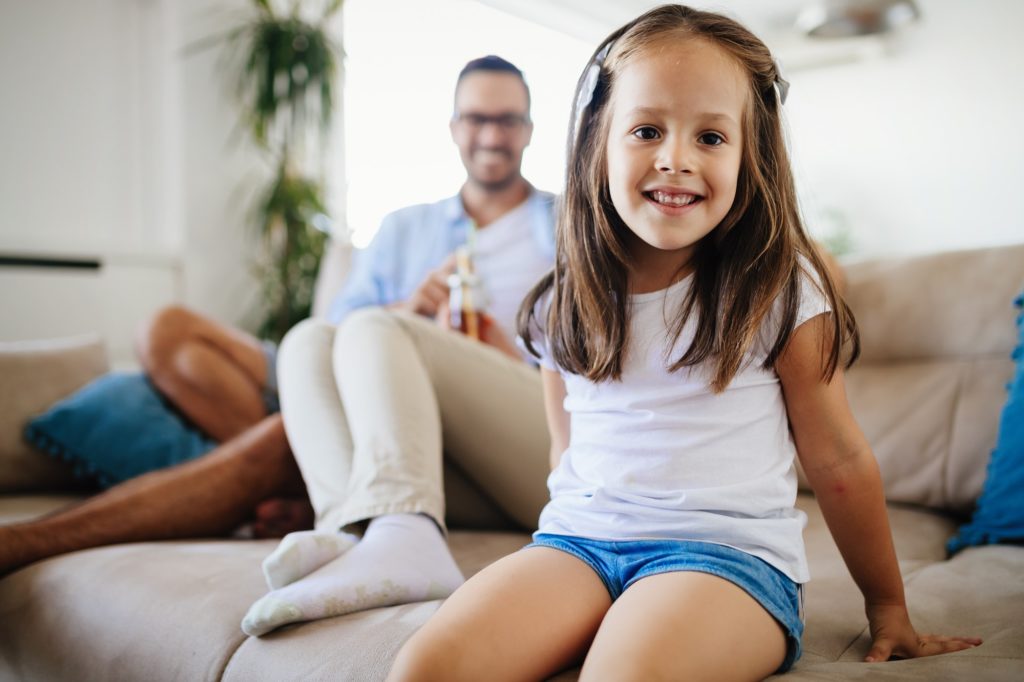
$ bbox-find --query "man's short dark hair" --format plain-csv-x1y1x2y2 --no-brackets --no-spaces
455,55,531,112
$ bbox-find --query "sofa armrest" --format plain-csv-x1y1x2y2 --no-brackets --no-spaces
0,334,109,493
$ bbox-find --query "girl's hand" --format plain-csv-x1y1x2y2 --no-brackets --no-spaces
865,603,982,662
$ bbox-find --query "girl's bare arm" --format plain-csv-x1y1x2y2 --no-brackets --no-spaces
541,368,570,470
777,313,981,662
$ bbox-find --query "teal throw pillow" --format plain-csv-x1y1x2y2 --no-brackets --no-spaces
25,372,217,488
947,293,1024,554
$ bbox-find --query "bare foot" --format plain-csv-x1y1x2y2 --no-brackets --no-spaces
251,497,315,538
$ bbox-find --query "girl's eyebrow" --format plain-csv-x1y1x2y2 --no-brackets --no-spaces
625,106,738,125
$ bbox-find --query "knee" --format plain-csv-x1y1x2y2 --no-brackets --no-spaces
280,317,334,353
135,305,198,379
335,306,407,354
278,318,336,374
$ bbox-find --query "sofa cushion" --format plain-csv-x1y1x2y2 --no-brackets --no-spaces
838,244,1024,512
24,371,217,488
0,335,108,493
4,496,1017,681
948,293,1024,553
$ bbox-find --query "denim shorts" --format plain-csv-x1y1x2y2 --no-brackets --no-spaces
527,533,804,673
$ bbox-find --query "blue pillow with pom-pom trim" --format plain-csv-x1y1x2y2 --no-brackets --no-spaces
947,293,1024,554
24,372,217,489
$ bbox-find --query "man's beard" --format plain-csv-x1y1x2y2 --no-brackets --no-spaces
471,171,520,193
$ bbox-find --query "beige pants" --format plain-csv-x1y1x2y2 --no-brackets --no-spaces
277,308,551,533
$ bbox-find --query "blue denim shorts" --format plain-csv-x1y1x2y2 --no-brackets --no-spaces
527,533,804,673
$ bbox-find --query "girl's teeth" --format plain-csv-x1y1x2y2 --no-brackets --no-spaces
651,191,697,206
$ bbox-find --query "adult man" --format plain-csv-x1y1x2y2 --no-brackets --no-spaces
240,55,556,635
0,56,555,577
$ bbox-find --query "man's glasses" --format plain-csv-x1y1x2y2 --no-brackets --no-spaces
453,112,529,132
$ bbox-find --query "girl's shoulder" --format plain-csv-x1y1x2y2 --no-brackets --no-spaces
792,254,832,325
755,256,832,353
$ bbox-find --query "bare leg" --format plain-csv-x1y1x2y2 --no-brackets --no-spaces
0,414,297,575
388,547,612,681
136,305,270,441
580,572,788,681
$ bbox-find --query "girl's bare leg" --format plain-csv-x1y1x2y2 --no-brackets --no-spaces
388,546,612,682
581,571,788,682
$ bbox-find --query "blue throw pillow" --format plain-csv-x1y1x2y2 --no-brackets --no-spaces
947,293,1024,554
25,372,217,489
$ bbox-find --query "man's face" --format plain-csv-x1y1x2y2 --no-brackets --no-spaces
450,71,533,192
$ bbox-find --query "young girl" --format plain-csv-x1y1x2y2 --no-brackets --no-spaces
388,5,981,680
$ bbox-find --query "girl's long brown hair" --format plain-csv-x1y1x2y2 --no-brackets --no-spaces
518,4,858,391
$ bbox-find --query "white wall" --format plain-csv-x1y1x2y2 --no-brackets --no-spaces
0,0,296,364
782,0,1024,257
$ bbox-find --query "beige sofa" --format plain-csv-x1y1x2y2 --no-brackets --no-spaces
1,244,1022,681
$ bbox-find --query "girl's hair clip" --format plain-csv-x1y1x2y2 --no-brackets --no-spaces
773,59,790,105
576,43,612,115
572,42,613,142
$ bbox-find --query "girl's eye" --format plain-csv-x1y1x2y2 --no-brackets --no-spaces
631,126,660,140
698,132,725,146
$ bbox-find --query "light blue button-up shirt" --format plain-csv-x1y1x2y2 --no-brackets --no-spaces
327,190,556,324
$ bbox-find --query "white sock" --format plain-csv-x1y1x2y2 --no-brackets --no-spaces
241,513,465,637
261,529,358,590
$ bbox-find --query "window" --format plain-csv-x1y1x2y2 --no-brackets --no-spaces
341,0,591,246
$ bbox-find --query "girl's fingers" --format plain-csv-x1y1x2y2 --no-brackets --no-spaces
916,634,982,657
866,634,981,662
864,639,893,662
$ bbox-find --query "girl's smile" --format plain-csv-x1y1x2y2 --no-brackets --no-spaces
643,187,704,214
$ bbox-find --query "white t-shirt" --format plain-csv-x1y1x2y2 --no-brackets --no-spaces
527,268,830,583
472,200,552,349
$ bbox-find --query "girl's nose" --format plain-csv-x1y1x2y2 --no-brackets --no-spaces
656,140,694,174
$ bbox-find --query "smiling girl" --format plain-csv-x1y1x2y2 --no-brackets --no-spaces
388,6,981,680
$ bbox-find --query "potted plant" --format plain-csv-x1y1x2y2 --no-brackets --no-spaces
213,0,344,341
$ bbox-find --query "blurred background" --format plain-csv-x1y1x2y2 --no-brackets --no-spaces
1,0,1022,366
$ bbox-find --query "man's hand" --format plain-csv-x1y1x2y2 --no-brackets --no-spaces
864,603,981,662
398,254,458,317
435,300,522,361
478,312,522,360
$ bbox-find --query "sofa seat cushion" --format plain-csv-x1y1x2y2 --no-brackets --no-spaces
5,493,1020,681
773,545,1024,680
0,540,272,682
0,531,533,682
797,495,959,666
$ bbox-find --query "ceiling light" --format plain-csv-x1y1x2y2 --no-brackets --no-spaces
797,0,921,38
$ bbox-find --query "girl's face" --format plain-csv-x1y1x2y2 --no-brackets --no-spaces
605,38,747,291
